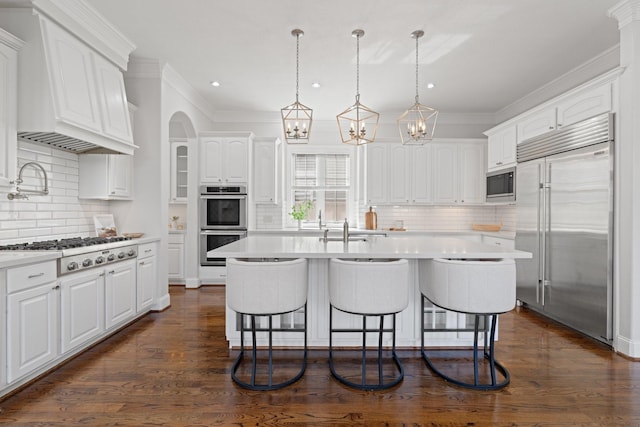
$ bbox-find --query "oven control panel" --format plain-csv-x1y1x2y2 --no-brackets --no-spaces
59,245,138,276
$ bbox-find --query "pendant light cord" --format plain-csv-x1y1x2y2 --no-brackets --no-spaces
415,33,420,104
296,31,300,103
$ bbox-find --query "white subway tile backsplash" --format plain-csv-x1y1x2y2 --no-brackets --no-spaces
0,143,112,243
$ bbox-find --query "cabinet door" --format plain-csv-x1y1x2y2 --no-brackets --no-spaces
412,144,432,203
387,145,411,203
137,256,156,312
60,270,105,354
40,18,102,133
224,138,249,183
0,38,18,188
366,144,387,204
432,144,458,204
7,282,58,382
253,139,278,204
92,52,133,143
105,260,136,329
517,108,556,143
168,244,184,280
487,126,516,171
556,83,611,128
200,138,224,183
108,154,132,198
170,142,189,203
458,143,486,204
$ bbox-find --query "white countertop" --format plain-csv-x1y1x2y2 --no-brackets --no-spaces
209,235,531,259
250,228,517,240
0,252,61,269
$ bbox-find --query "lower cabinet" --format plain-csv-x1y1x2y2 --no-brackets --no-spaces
105,259,137,330
5,261,58,384
137,243,157,312
167,233,184,283
60,269,105,354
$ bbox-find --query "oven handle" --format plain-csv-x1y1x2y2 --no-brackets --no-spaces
200,230,247,237
200,194,247,200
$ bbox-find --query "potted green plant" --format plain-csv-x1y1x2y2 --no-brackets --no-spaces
289,200,313,229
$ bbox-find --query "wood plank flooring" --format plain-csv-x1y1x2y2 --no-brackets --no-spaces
1,285,640,426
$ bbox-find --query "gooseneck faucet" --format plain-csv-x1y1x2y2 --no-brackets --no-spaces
7,162,50,200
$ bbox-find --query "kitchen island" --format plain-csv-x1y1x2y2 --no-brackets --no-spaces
210,235,531,348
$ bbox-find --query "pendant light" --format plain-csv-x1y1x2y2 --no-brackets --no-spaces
281,29,313,144
397,30,438,144
336,29,379,146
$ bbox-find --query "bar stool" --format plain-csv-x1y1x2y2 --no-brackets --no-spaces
328,258,410,391
419,258,516,391
226,257,308,390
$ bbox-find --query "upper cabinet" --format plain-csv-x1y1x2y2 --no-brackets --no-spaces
486,125,516,172
253,137,281,204
366,141,482,206
78,154,133,200
432,141,485,205
0,28,22,188
200,132,253,184
170,140,188,203
517,82,612,143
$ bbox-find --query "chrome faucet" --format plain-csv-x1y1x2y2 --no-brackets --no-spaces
7,162,50,200
318,209,326,229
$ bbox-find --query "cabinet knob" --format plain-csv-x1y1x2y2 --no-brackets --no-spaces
558,123,563,127
548,126,554,130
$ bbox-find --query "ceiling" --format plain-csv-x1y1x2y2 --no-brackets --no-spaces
85,0,621,121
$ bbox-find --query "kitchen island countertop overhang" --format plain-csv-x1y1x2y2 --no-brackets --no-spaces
208,235,532,260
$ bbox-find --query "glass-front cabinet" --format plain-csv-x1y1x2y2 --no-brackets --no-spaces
170,140,188,203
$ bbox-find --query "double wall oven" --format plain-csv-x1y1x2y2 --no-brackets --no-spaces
199,185,247,266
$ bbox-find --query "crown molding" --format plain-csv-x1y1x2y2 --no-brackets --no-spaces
162,64,216,121
0,26,24,50
126,57,165,79
608,0,640,28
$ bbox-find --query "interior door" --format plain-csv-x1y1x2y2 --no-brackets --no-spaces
544,142,611,341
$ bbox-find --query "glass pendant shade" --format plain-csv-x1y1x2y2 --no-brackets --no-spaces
337,29,379,146
398,30,438,144
282,29,312,144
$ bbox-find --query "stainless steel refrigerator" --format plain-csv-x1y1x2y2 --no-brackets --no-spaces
515,113,613,344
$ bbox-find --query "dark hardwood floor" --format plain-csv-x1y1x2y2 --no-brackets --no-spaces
1,285,639,426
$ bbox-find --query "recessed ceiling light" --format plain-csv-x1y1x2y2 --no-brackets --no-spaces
427,83,435,89
210,81,221,87
311,82,321,88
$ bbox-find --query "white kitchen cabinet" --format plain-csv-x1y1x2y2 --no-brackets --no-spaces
486,125,517,171
517,82,612,143
137,243,157,312
170,140,188,203
253,137,280,204
366,143,432,205
0,28,21,189
105,259,136,330
200,132,253,184
432,141,485,205
92,51,133,142
6,261,58,383
168,233,185,283
365,144,388,204
60,269,105,354
78,153,133,199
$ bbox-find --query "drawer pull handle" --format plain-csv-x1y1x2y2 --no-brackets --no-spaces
52,285,60,290
28,273,45,279
145,249,152,253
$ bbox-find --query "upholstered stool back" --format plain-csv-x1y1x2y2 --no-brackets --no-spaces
227,258,308,315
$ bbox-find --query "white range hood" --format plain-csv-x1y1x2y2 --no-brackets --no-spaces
0,1,137,155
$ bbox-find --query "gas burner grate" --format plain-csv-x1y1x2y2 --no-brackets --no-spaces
0,236,132,251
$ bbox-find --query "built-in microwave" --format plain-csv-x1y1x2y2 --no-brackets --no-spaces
486,167,515,203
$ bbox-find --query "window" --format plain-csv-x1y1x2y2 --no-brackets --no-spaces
291,153,350,226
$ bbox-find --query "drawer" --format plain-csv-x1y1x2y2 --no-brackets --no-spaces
138,243,157,259
7,261,57,293
482,235,515,250
168,233,185,244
